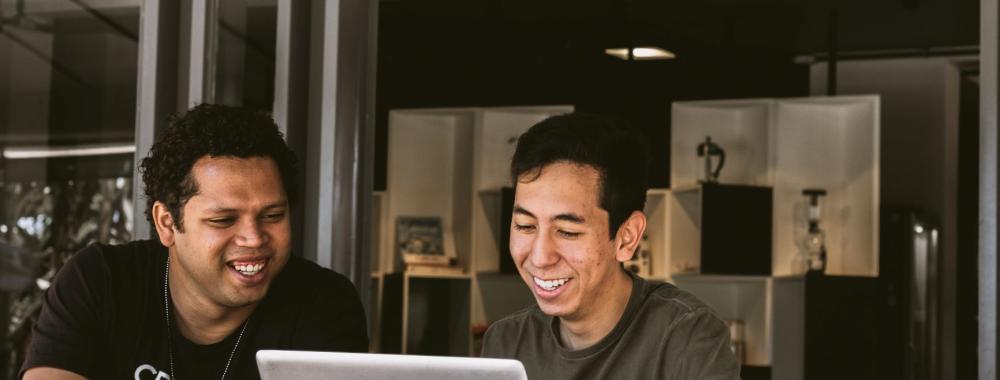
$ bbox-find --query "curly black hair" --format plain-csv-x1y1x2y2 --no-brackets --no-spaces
139,104,298,232
510,113,649,239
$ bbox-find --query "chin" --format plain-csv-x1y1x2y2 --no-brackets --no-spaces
226,289,267,307
226,296,262,309
536,300,575,318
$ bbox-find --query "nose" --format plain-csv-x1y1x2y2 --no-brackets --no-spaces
529,231,560,269
235,219,268,248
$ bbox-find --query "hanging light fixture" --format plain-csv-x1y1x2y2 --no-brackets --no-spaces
605,46,675,61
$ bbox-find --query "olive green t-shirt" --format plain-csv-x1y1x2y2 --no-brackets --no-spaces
482,273,741,380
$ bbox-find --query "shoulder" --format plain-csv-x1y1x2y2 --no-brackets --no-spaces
275,255,358,295
483,305,547,352
640,280,724,324
56,240,164,285
65,239,160,265
259,256,368,351
488,305,546,332
265,255,363,316
627,279,733,344
636,281,740,377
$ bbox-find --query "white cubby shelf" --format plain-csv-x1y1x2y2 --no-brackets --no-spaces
376,105,574,356
668,95,880,277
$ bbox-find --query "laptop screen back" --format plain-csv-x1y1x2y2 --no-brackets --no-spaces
256,350,527,380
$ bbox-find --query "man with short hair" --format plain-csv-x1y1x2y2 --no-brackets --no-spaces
21,104,368,379
482,113,740,379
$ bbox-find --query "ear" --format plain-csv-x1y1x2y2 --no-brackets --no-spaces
151,201,178,247
614,211,647,263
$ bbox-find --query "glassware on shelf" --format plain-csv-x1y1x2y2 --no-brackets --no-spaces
725,319,745,365
695,136,726,184
625,234,652,277
791,189,828,275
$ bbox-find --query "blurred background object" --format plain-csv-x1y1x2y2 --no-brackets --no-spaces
0,0,139,377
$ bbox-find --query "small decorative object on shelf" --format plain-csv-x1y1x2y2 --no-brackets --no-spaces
397,216,457,273
696,136,726,184
791,189,828,276
725,319,746,365
404,264,464,276
624,234,652,277
673,261,699,274
403,253,455,267
396,216,444,256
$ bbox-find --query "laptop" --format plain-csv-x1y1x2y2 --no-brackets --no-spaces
256,350,528,380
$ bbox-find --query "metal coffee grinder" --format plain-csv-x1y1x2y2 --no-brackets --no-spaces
696,136,726,183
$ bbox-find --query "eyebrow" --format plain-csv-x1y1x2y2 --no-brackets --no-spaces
513,206,586,224
207,202,288,214
553,213,586,224
513,206,535,218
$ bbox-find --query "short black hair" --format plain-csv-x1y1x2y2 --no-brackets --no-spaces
139,104,298,231
510,113,650,238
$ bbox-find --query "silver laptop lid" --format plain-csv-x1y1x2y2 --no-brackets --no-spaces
256,350,528,380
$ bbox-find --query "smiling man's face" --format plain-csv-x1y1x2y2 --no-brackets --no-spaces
510,161,628,322
158,156,291,310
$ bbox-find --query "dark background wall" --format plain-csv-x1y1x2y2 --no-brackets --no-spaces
373,1,980,377
374,0,978,191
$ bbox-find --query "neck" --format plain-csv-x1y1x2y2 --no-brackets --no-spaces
168,255,255,345
558,269,633,350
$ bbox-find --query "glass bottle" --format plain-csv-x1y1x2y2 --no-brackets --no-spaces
792,189,828,275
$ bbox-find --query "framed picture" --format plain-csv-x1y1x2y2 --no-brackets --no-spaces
395,216,445,257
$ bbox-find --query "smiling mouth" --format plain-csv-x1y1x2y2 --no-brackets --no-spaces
533,276,570,291
227,258,269,277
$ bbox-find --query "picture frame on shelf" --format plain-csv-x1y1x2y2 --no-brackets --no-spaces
396,216,445,257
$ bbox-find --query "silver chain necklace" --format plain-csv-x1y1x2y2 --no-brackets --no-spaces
164,257,249,380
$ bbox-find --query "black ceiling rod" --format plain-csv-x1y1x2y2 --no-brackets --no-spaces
0,29,93,90
827,9,838,96
218,19,276,63
67,0,138,42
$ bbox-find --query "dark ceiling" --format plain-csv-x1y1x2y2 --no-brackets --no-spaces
374,0,978,189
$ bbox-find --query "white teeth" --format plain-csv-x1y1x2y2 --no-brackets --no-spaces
233,262,265,276
533,277,569,291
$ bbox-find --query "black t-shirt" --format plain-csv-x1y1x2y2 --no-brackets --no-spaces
20,240,369,379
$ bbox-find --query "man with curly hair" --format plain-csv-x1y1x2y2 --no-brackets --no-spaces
20,104,368,380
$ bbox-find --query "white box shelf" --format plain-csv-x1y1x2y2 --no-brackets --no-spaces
381,105,573,356
672,99,774,188
672,274,804,378
772,97,880,277
385,110,476,273
669,96,880,277
643,189,672,279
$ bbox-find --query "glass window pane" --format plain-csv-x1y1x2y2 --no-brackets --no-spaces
0,0,140,376
215,0,277,110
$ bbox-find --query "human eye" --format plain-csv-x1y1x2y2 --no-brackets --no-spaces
557,229,582,239
206,217,236,227
261,211,286,223
513,223,536,233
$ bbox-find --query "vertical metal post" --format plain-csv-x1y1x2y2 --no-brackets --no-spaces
826,9,838,96
980,0,998,379
188,0,217,107
303,0,378,300
274,0,312,257
133,0,179,239
274,0,310,139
